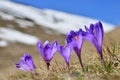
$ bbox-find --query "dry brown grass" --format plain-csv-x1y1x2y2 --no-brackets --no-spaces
8,43,120,80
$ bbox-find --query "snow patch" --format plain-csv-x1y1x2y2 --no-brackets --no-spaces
15,19,34,28
0,40,8,47
0,12,14,21
0,27,39,46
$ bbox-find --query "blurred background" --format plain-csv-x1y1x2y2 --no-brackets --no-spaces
0,0,120,79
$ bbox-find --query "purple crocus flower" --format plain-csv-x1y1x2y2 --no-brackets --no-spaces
16,54,36,71
66,30,84,70
37,40,57,70
57,45,72,69
83,21,104,63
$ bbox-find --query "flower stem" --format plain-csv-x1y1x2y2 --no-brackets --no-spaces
67,63,70,72
100,53,105,67
77,54,84,71
46,62,50,70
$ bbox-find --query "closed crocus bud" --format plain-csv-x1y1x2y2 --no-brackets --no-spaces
57,45,72,70
83,21,104,64
16,54,36,71
37,40,57,70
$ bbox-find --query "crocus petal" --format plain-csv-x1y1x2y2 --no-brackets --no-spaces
58,45,72,65
66,30,78,44
57,45,62,53
89,24,94,33
43,43,52,62
77,31,84,50
83,33,99,51
16,63,30,71
66,34,73,44
51,40,57,55
43,40,51,48
25,54,36,70
66,30,84,51
85,26,90,32
62,46,72,64
37,41,44,58
93,21,104,49
68,37,77,49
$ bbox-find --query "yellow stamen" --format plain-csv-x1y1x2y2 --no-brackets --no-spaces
74,36,78,41
64,45,66,48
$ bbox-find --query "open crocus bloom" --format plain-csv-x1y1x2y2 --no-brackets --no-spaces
57,45,72,69
66,30,84,70
16,54,36,71
37,40,57,70
83,21,104,63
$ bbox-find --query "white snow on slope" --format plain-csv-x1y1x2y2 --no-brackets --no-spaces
0,40,8,47
0,11,14,21
0,27,39,47
15,19,34,28
0,1,115,34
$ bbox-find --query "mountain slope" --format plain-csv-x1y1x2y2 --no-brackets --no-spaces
0,1,114,34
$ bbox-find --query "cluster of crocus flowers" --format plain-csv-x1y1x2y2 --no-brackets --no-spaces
16,21,104,72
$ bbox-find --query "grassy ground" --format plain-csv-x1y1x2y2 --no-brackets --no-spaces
8,43,120,80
